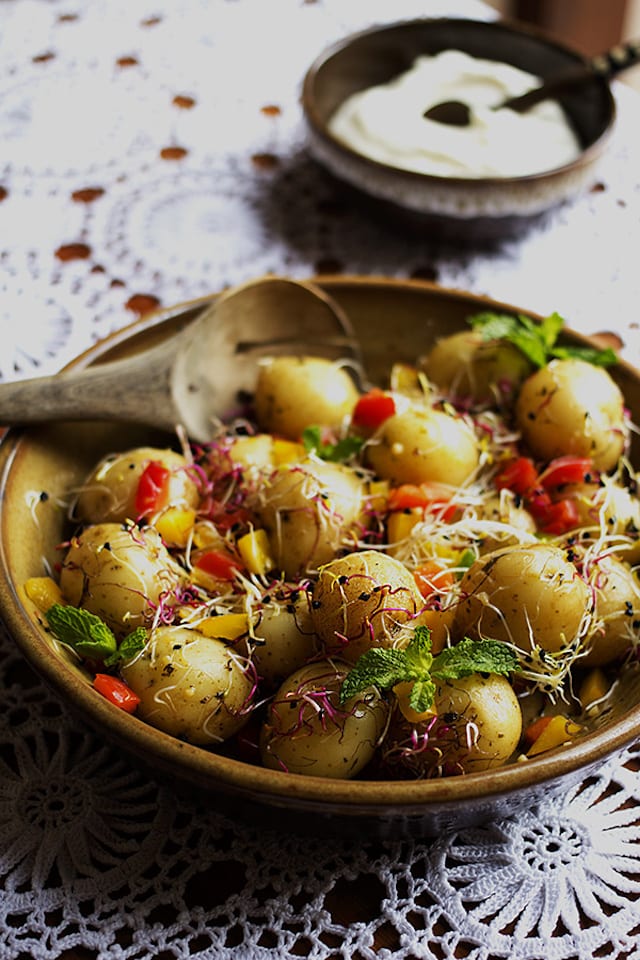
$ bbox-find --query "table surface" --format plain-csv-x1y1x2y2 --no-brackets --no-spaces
1,2,640,959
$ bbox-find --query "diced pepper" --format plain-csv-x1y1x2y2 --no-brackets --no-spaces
387,483,458,521
271,438,306,465
198,613,250,640
236,529,275,576
135,460,170,516
154,506,196,547
526,715,582,756
539,456,595,490
93,673,141,713
193,549,242,581
523,715,553,747
366,479,390,514
387,509,423,545
413,560,455,600
579,668,610,711
494,457,538,495
351,389,396,433
531,496,581,535
24,576,65,613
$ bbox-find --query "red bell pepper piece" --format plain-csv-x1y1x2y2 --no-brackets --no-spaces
539,456,595,490
352,389,396,433
388,483,458,522
413,560,455,600
194,549,242,580
93,674,141,713
135,460,170,516
494,457,538,495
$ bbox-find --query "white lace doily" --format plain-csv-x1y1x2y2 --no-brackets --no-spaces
1,1,640,958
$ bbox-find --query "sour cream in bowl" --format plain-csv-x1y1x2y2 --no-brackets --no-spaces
302,18,616,243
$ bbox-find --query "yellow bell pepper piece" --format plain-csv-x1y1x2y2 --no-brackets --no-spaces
272,438,306,465
526,715,582,757
237,528,275,576
366,479,389,513
387,508,422,545
579,668,610,713
155,506,196,547
198,613,250,640
24,576,64,613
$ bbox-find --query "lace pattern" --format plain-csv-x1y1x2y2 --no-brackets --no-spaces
1,1,640,957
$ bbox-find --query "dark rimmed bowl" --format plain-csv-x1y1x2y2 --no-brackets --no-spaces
301,18,616,243
1,276,639,839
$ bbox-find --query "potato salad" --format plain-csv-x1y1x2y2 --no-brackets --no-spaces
27,310,640,780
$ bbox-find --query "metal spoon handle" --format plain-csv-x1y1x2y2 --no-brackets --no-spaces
504,37,640,112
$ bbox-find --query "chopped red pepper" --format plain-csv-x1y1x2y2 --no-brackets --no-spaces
494,457,538,495
539,456,595,490
413,560,455,600
194,549,242,580
524,715,554,747
93,673,141,713
351,389,396,433
388,483,458,522
529,493,581,535
135,460,170,516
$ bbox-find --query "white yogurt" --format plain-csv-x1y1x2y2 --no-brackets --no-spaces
328,50,582,179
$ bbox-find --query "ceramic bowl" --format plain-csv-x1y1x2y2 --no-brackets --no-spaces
1,277,639,839
301,18,616,243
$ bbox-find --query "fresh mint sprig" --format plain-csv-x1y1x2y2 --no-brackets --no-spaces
45,604,146,665
469,310,617,369
339,626,518,714
302,425,364,462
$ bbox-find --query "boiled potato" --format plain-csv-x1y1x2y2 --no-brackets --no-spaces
74,446,199,524
555,478,640,560
254,356,359,440
310,550,423,663
259,659,387,778
59,522,185,635
121,625,253,744
515,359,626,472
250,593,319,686
422,330,532,406
366,408,479,487
255,458,363,577
454,542,592,654
383,673,522,777
476,491,537,553
582,554,640,666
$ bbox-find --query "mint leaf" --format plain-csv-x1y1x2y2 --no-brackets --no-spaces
468,310,616,370
104,627,147,666
339,647,409,704
432,637,518,680
409,677,436,714
302,425,364,462
46,604,117,660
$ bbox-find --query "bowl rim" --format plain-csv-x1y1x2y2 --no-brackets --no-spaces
1,274,638,814
301,16,617,189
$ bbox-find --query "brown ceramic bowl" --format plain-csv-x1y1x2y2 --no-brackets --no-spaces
1,276,639,839
301,18,616,243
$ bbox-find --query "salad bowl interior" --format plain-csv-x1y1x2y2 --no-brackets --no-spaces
1,276,640,839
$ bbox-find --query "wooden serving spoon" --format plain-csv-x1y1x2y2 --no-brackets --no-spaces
424,37,640,127
0,276,360,443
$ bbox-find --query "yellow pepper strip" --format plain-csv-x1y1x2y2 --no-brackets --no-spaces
387,509,422,545
155,506,196,548
198,613,250,640
579,668,610,712
271,438,306,465
237,528,275,576
366,479,389,514
526,715,582,757
24,576,65,613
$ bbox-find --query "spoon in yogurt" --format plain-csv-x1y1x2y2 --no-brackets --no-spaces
0,276,360,443
424,37,640,127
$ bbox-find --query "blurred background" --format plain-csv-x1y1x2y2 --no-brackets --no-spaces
489,0,640,91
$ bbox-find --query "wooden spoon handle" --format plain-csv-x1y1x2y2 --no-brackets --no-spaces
504,37,640,113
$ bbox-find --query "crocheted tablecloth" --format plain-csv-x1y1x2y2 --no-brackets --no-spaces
1,1,640,958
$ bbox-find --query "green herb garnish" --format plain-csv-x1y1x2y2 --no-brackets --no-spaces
302,425,364,462
469,310,617,369
339,626,518,714
45,604,146,665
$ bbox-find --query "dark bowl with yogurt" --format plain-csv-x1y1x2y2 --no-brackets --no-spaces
301,17,616,243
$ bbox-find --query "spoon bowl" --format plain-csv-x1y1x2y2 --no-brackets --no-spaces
0,276,359,443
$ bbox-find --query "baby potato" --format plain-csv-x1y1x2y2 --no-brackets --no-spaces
422,330,532,406
454,542,591,654
255,458,363,577
121,626,253,745
515,358,626,472
250,594,319,686
582,554,640,666
476,491,537,554
75,446,199,524
259,660,387,778
310,550,423,663
366,408,479,487
59,522,184,635
384,673,522,777
254,356,359,441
